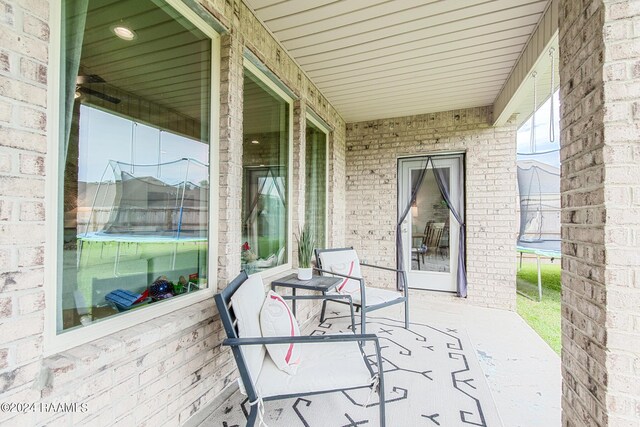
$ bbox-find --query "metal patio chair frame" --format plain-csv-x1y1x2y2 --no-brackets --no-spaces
411,220,432,269
214,271,387,427
315,247,409,335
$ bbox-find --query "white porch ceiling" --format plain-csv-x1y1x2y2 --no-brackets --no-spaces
244,0,552,123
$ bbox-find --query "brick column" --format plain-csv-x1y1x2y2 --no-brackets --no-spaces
328,121,347,248
559,1,640,425
291,99,306,268
217,34,244,289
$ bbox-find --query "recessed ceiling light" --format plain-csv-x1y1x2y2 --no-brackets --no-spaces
251,140,260,144
112,25,137,41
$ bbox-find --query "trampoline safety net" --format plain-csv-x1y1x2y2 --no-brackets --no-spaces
81,158,209,240
517,155,561,257
72,158,209,320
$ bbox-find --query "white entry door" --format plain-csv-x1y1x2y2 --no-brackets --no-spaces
398,156,462,292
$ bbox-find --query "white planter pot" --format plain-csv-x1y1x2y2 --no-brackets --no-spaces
297,267,313,281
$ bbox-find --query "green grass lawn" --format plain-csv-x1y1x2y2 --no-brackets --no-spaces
68,239,207,306
516,261,561,354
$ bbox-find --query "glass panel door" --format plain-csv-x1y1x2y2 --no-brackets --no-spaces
399,156,462,292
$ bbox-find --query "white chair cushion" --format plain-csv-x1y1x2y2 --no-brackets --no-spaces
255,340,373,398
260,291,302,375
230,273,267,385
319,249,362,295
321,287,402,307
353,287,403,307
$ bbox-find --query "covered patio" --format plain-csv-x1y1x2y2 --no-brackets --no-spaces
200,2,563,422
0,0,637,426
195,298,560,426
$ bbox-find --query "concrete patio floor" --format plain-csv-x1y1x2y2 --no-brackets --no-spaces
192,292,560,427
409,294,561,427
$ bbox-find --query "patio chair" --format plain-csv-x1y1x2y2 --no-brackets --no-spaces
214,271,386,426
411,221,432,269
425,222,445,256
315,248,409,334
438,225,450,259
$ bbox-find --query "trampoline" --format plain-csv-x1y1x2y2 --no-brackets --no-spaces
77,158,209,299
517,154,561,301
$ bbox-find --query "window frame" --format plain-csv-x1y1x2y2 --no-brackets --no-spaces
44,0,221,355
242,59,294,279
305,112,330,248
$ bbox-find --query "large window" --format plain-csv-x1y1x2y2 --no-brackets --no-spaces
57,0,214,335
305,116,328,248
241,64,291,274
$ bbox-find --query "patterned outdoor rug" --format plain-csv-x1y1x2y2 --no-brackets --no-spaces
207,310,502,427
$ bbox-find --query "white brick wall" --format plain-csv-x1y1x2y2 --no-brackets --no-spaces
345,107,518,310
0,0,347,425
560,0,640,425
602,0,640,422
0,0,48,415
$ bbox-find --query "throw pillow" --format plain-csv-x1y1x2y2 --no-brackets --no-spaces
260,290,302,375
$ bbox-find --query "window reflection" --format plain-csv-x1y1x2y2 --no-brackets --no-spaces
305,120,327,248
241,69,290,273
60,0,211,332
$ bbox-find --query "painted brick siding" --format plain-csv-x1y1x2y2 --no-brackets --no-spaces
559,0,640,426
345,107,517,310
0,1,49,425
217,34,245,292
602,1,640,424
291,99,308,268
329,114,347,249
0,1,347,426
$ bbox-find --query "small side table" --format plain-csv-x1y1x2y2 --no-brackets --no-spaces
270,273,341,316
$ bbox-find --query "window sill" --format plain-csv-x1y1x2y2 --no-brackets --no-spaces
40,298,214,392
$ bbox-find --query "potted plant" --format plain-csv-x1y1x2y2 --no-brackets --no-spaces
296,224,315,280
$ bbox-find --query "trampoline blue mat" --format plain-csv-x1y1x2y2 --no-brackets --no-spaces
77,231,206,243
517,244,561,259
